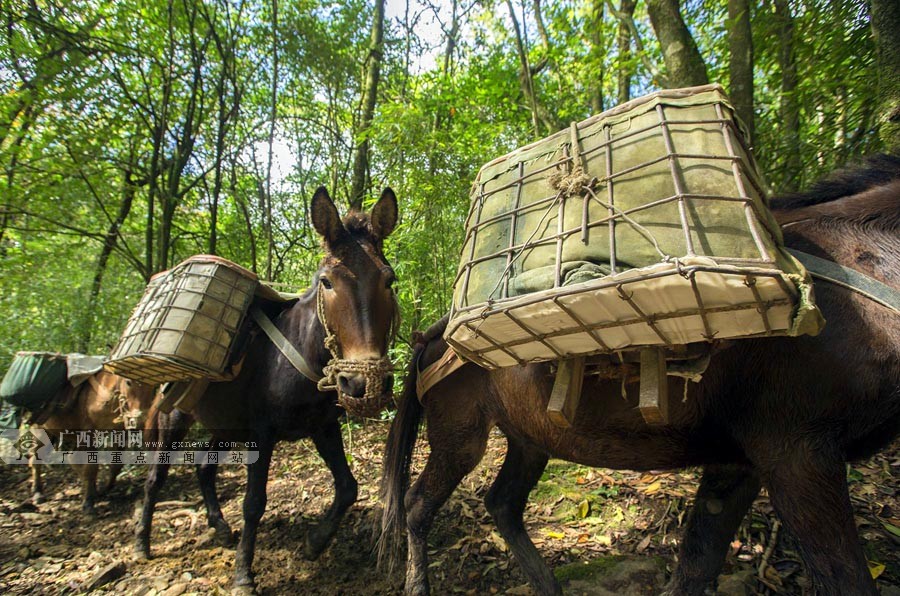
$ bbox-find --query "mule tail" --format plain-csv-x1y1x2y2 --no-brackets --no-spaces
377,320,444,572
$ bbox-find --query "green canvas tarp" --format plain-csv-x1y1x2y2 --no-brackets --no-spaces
1,352,68,411
446,85,825,369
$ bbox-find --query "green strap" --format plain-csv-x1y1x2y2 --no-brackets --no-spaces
249,306,323,382
787,248,900,314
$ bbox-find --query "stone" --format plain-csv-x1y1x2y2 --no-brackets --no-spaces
555,555,666,596
82,561,127,591
716,569,757,596
160,581,189,596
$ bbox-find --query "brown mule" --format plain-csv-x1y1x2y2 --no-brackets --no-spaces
381,155,900,596
31,371,158,516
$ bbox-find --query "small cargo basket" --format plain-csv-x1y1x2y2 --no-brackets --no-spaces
107,256,259,384
446,85,824,369
1,351,68,410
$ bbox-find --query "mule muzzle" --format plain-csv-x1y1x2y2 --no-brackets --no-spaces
324,357,394,418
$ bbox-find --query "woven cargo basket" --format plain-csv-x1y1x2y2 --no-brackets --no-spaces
106,256,259,384
446,85,824,369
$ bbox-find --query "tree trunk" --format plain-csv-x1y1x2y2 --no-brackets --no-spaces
264,0,278,278
728,0,754,144
871,0,900,151
79,169,138,352
774,0,801,191
350,0,386,210
645,0,708,87
590,0,605,114
616,0,636,105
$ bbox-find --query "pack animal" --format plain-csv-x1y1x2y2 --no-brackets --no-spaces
31,371,158,516
381,155,900,596
136,187,399,593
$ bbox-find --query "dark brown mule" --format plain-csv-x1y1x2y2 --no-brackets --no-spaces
381,155,900,596
135,187,399,592
31,371,158,516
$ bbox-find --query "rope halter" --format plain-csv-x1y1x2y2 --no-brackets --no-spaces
315,281,399,418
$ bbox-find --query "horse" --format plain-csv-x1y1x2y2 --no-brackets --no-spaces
31,370,158,516
381,154,900,596
135,186,399,593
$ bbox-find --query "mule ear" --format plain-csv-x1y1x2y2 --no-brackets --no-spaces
310,186,343,244
370,187,398,240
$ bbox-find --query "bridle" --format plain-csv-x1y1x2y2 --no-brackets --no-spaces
315,279,400,417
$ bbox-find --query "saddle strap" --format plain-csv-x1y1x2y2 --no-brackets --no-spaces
249,306,323,383
788,248,900,314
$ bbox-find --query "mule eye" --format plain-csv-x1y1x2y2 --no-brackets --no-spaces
320,277,333,290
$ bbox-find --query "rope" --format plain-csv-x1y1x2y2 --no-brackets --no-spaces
315,283,399,418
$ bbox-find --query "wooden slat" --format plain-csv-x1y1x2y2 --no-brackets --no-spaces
547,357,586,428
638,348,669,425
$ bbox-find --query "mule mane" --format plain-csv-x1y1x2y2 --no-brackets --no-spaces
771,154,900,211
342,210,379,245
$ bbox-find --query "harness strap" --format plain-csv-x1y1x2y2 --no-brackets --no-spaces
249,306,323,383
787,248,900,314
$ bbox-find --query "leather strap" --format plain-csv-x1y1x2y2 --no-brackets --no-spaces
249,306,323,382
787,248,900,314
416,347,467,401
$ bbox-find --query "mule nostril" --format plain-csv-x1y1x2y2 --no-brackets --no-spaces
337,372,367,398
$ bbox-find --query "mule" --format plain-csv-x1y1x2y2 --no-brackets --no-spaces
381,154,900,596
31,370,158,516
135,187,399,592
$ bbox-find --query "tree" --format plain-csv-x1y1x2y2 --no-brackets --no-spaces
871,0,900,151
350,0,386,210
728,0,753,144
645,0,708,87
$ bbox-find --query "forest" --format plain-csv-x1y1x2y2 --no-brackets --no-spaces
1,0,898,367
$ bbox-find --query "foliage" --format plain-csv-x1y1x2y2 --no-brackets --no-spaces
0,0,888,372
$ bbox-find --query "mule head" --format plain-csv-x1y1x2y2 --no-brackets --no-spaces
112,374,159,430
311,186,399,417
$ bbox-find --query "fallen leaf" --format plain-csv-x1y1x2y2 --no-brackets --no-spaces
868,561,885,580
636,534,652,552
577,500,591,519
544,530,565,540
643,481,662,495
881,521,900,538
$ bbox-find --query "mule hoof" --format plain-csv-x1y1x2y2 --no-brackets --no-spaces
133,546,151,561
83,506,98,519
233,574,256,595
303,525,332,560
32,492,45,505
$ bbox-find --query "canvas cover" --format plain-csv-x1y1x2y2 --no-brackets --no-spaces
446,85,824,369
106,255,260,384
0,352,68,411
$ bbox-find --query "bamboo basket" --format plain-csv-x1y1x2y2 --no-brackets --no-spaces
106,256,259,384
446,85,824,369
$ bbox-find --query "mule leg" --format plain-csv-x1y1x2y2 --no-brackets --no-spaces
196,454,234,544
30,456,44,504
77,463,100,517
234,435,275,591
304,420,359,560
404,417,491,595
756,441,877,595
484,436,557,595
664,464,761,596
134,410,192,559
100,463,123,495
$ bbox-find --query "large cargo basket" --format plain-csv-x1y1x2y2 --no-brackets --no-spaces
1,351,68,410
446,85,823,369
106,256,259,384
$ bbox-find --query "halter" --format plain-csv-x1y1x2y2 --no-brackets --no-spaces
315,281,400,418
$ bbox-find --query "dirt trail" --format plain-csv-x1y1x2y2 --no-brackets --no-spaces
0,421,897,595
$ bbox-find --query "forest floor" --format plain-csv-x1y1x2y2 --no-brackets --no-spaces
0,419,897,595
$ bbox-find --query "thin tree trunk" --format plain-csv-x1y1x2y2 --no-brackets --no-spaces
264,0,278,278
871,0,900,151
590,0,605,114
350,0,386,210
774,0,801,191
645,0,708,87
616,0,636,105
79,169,138,352
507,0,540,137
728,0,753,144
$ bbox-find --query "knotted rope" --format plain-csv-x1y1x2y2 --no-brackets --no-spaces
315,283,399,418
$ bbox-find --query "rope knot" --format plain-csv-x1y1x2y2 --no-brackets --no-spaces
549,166,595,198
